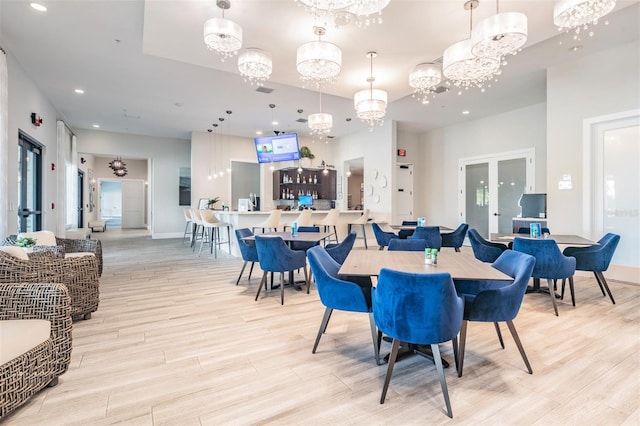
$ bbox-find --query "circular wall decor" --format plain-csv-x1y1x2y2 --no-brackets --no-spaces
366,184,374,196
374,194,381,204
372,168,378,179
379,175,388,188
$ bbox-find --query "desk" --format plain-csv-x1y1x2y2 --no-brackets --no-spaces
339,249,510,367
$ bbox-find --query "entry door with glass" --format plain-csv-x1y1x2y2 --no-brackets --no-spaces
459,149,534,238
17,131,43,232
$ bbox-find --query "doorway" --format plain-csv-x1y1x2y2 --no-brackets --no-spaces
100,180,122,228
17,131,43,232
459,149,535,237
396,164,414,223
344,158,364,210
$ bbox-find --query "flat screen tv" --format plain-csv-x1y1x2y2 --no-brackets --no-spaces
298,195,313,206
255,133,300,164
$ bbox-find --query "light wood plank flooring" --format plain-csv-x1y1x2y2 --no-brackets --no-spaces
4,236,639,425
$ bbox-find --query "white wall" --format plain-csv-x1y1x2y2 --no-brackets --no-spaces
75,129,189,238
546,40,640,235
418,102,547,228
5,49,62,236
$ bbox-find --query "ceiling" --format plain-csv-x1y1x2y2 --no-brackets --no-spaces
1,0,638,140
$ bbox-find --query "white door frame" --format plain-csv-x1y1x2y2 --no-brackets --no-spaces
459,148,535,234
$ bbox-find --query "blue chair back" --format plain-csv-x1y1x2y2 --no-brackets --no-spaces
402,221,418,226
291,226,320,251
307,246,371,312
408,226,442,250
456,250,536,322
371,223,399,248
512,237,575,280
325,231,356,264
441,223,469,249
564,233,620,272
255,235,306,273
235,228,259,262
388,238,426,251
468,228,507,263
373,269,463,345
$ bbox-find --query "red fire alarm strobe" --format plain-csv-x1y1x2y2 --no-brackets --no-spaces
397,149,406,157
31,113,43,126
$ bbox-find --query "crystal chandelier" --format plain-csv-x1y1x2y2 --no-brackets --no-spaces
308,89,333,135
237,48,272,86
471,0,527,59
409,63,442,104
296,26,342,86
204,0,243,61
344,0,391,27
297,0,390,28
554,0,616,37
354,51,387,129
443,0,501,91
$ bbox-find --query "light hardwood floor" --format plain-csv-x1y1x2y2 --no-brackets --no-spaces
4,236,639,425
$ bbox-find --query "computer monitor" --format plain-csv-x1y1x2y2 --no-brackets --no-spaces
298,195,313,207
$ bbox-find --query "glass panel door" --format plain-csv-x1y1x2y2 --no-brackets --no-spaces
465,163,489,237
497,158,527,233
17,131,43,232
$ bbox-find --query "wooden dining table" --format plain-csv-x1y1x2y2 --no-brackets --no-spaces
338,248,511,367
490,233,597,246
388,224,453,232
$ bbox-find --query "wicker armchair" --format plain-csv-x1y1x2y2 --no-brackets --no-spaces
2,234,103,276
0,283,73,417
0,251,100,320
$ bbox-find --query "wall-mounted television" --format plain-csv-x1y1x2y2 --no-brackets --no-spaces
298,195,313,206
255,133,300,164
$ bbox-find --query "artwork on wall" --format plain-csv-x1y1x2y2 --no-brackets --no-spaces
88,168,95,213
179,167,191,206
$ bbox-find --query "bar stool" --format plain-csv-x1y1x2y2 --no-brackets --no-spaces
182,208,193,245
252,210,282,234
315,208,340,243
198,209,231,258
281,208,313,231
347,209,370,249
189,209,205,251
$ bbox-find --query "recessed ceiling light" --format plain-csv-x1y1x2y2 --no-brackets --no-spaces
30,3,47,12
462,110,470,115
256,131,263,135
74,89,85,94
92,124,100,128
174,102,183,107
271,121,278,126
569,45,583,52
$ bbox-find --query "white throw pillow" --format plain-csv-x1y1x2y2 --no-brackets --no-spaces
0,245,30,260
18,230,57,246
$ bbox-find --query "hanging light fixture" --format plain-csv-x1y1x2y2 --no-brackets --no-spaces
443,0,501,91
345,0,391,27
296,26,342,86
553,0,616,38
204,0,243,61
295,0,353,16
237,48,272,86
409,63,442,104
308,88,333,135
108,156,126,171
207,128,214,180
225,110,232,173
471,0,527,59
354,51,387,129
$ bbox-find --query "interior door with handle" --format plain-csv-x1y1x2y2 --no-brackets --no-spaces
18,131,43,232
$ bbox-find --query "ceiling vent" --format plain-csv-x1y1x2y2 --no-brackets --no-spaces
256,86,274,94
296,118,308,123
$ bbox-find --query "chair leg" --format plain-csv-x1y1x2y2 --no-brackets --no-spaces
361,224,368,249
593,271,607,296
333,225,339,243
380,339,401,404
457,320,468,377
432,343,454,418
280,272,285,305
494,322,505,349
568,276,576,307
236,261,248,285
255,272,267,301
248,262,255,280
368,312,382,365
303,266,310,294
596,271,616,304
505,320,533,374
546,278,559,316
451,336,459,373
455,247,461,252
312,308,333,354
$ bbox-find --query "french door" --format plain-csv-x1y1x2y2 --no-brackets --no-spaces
17,131,43,232
459,149,535,238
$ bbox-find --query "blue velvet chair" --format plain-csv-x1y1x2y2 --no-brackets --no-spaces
468,228,508,263
563,233,620,304
517,227,551,235
441,223,469,252
234,228,259,285
255,235,309,305
454,250,536,377
408,226,442,250
371,223,399,250
291,226,320,252
373,269,464,418
398,220,417,239
307,246,381,366
387,238,426,252
325,231,357,265
512,237,576,316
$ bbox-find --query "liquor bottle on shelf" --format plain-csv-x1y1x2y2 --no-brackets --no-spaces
313,174,317,184
296,174,300,183
302,176,306,184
